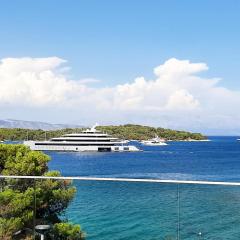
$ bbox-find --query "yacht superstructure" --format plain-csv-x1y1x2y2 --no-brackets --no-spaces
24,124,140,152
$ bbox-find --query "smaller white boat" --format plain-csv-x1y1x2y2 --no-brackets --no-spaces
0,140,4,143
141,135,167,146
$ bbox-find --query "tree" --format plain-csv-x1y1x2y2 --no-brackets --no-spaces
0,144,85,240
53,223,84,240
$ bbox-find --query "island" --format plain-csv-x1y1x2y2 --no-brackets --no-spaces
0,124,206,141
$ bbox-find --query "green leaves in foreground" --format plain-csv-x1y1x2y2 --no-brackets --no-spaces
0,144,50,175
53,223,85,240
0,144,84,240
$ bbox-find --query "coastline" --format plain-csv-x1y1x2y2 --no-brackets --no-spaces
167,139,211,142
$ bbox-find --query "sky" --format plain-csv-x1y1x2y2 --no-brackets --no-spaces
0,0,240,134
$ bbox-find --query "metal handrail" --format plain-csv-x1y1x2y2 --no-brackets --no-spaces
1,175,240,186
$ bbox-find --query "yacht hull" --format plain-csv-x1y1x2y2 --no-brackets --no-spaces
24,141,140,152
141,142,167,146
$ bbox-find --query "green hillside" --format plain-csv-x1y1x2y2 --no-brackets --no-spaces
0,124,206,141
97,124,206,140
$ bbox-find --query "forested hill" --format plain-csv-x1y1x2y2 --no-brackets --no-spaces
0,124,206,141
97,125,206,140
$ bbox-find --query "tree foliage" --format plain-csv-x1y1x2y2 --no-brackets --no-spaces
0,124,206,141
97,124,206,140
0,144,84,240
0,128,82,141
53,223,85,240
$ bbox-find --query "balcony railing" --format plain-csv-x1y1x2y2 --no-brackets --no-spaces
1,175,240,239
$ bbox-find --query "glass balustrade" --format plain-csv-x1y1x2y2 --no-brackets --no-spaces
1,176,240,240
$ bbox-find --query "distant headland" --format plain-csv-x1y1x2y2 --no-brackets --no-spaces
97,124,206,141
0,124,206,141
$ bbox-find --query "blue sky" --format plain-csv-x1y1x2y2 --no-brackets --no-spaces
0,0,240,134
0,0,239,88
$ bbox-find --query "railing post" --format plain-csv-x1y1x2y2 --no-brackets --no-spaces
177,184,180,240
33,178,36,240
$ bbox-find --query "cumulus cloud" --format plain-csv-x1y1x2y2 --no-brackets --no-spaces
0,56,240,133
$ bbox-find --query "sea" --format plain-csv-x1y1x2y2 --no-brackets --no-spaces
47,136,240,240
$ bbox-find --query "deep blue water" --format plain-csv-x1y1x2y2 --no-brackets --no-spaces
47,136,240,239
48,136,240,181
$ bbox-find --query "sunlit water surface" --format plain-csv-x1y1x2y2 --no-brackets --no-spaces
47,137,240,239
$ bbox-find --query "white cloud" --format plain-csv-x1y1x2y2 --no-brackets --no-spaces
77,78,101,84
0,56,240,133
0,57,86,106
154,58,208,77
166,89,199,110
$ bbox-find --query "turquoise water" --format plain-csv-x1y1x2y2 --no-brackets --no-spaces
47,137,240,239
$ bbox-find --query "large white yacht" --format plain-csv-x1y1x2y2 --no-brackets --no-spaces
24,124,140,152
141,135,167,146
